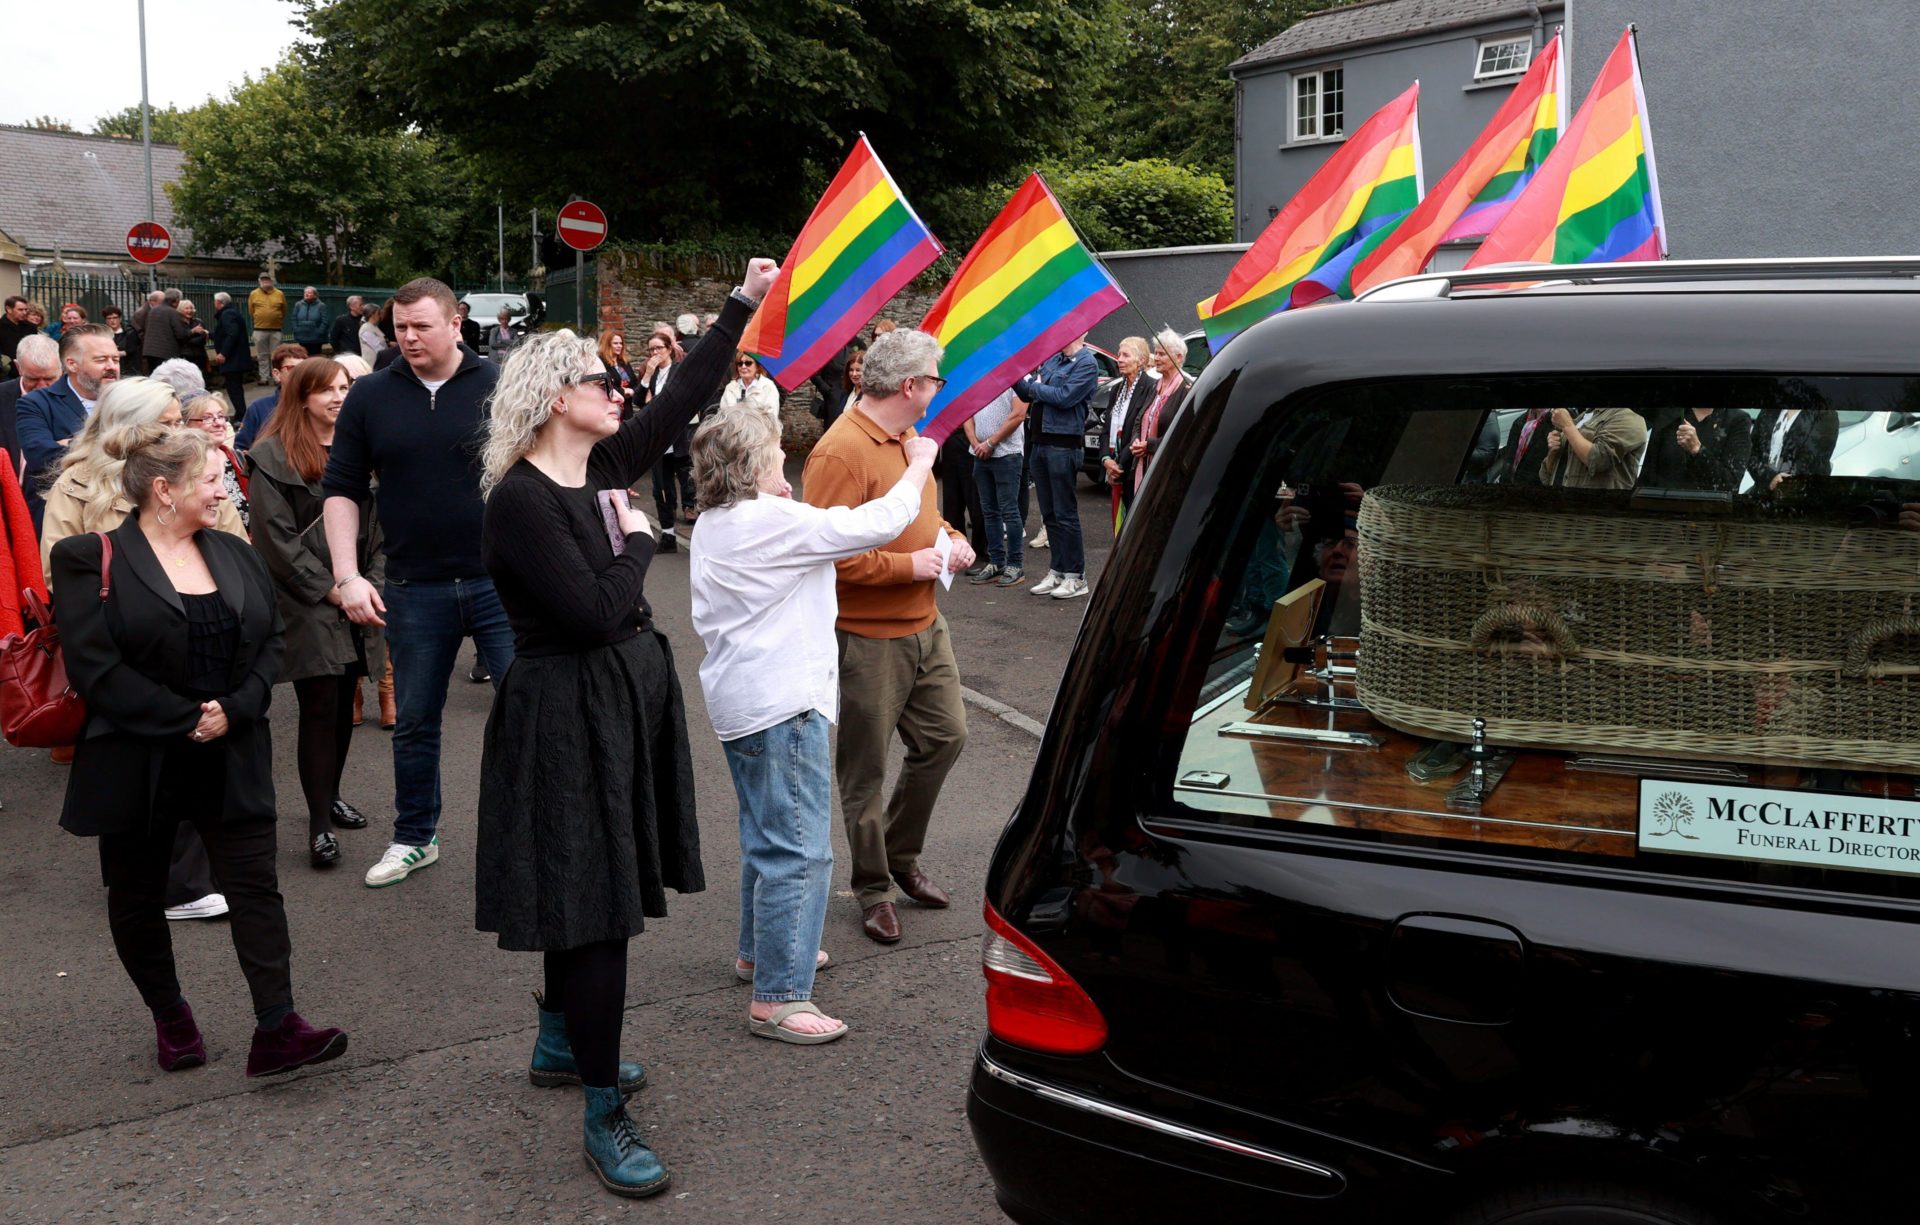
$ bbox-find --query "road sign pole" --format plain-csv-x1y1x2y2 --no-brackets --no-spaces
575,249,584,330
137,0,155,291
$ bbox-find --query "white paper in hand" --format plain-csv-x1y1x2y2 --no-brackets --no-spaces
934,530,954,590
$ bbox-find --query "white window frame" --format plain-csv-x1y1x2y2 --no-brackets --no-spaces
1474,34,1533,81
1290,65,1345,142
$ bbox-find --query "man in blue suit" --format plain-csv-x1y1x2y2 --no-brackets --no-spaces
210,291,255,404
15,322,121,528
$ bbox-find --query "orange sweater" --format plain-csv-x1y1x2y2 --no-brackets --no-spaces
801,407,961,639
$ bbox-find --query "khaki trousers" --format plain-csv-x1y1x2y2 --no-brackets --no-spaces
835,614,968,907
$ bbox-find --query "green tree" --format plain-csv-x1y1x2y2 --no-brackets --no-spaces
1096,0,1339,179
168,58,483,283
25,115,74,131
296,0,1123,245
92,104,195,144
1051,159,1233,250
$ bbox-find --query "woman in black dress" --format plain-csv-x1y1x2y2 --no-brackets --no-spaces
476,257,778,1199
51,425,347,1079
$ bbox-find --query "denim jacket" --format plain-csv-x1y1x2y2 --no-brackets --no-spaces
1015,346,1099,438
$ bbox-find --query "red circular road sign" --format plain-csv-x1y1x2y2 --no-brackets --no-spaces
556,200,608,252
126,220,172,265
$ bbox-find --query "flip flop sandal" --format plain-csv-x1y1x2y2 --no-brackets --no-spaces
734,949,831,983
749,1001,849,1046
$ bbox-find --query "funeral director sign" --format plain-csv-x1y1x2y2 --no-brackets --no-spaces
1639,780,1920,876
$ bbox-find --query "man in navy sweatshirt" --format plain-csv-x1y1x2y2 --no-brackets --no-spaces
321,277,512,888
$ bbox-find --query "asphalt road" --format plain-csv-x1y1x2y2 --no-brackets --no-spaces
0,461,1117,1221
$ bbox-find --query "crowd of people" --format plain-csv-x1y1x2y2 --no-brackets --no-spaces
0,254,1153,1199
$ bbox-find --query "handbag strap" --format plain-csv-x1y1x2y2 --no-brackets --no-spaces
94,530,112,602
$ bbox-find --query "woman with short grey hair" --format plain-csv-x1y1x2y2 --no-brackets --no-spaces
688,406,936,1045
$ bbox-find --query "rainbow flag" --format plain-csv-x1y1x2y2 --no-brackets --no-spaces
1197,83,1422,349
740,136,943,391
1466,28,1666,269
914,174,1127,443
1351,33,1564,294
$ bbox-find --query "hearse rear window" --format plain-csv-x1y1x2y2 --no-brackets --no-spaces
1173,375,1920,901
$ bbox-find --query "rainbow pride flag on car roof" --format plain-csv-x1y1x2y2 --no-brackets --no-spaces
740,136,943,391
1351,33,1564,294
1196,83,1422,349
1466,28,1666,269
914,173,1127,443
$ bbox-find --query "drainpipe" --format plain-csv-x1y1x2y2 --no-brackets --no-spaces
1526,1,1544,50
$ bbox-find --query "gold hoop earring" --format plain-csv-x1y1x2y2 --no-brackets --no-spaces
158,502,177,526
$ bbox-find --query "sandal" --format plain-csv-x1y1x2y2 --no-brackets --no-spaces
748,1001,848,1045
734,949,831,983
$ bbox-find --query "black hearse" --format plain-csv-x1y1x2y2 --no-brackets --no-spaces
969,259,1920,1224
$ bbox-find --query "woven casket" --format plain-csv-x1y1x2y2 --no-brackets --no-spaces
1355,484,1920,772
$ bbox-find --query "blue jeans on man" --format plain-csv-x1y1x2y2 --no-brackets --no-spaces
724,710,833,1003
973,453,1025,569
1031,445,1084,575
383,575,517,847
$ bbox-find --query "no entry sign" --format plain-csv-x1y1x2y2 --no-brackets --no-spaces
556,200,608,252
126,220,172,265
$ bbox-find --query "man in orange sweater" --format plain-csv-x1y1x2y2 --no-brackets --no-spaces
802,328,974,943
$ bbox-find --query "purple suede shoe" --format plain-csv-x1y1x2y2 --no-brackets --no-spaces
245,1012,348,1078
154,1001,206,1071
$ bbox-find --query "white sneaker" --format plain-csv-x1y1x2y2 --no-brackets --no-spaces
1051,575,1090,600
365,837,439,888
1030,571,1062,596
1030,528,1050,549
163,893,229,921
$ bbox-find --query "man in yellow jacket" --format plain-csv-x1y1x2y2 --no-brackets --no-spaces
247,272,287,387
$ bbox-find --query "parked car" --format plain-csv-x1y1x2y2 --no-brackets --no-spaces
460,292,544,355
969,257,1920,1225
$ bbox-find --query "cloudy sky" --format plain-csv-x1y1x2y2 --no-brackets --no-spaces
0,1,306,132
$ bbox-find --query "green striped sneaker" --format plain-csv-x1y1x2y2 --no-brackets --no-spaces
365,837,439,888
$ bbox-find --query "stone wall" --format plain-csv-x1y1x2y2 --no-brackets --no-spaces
595,249,944,452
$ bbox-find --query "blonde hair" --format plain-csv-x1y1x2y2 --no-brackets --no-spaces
120,426,210,511
692,406,781,512
51,377,182,525
334,353,373,379
1118,335,1150,365
480,329,601,498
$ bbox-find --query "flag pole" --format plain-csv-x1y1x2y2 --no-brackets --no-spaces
1036,172,1165,345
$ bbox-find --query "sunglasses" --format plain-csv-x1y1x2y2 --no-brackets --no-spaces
735,359,756,368
568,370,622,399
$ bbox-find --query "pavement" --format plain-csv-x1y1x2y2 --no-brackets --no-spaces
0,459,1118,1221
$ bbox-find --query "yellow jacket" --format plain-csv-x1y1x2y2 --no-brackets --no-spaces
247,287,287,330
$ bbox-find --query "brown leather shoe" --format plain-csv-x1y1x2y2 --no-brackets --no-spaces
351,684,365,727
377,662,397,730
891,868,951,909
861,901,902,944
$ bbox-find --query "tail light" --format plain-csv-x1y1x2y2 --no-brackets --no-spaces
981,899,1108,1055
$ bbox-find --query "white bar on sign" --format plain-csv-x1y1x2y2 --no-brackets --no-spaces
558,217,607,236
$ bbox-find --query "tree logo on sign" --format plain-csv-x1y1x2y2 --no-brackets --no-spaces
1647,791,1700,839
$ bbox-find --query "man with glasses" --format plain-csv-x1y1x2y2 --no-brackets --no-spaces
233,344,310,450
801,328,973,944
322,277,510,888
16,324,121,529
0,333,60,481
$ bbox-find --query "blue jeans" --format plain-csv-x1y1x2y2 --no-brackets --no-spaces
973,453,1024,568
383,575,517,847
1032,445,1084,574
724,710,832,1003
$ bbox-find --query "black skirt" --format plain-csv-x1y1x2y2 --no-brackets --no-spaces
474,630,704,952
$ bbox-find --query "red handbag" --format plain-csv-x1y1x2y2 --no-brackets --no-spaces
0,533,113,748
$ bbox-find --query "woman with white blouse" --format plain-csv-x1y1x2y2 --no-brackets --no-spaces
687,406,935,1045
718,353,782,433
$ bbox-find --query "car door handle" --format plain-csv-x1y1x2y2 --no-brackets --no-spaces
1387,913,1526,1026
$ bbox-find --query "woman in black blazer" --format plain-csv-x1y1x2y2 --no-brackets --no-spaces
1748,405,1840,492
1130,329,1192,496
51,425,347,1080
1101,337,1154,511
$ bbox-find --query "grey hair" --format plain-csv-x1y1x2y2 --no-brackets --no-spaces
860,328,943,399
480,329,601,498
303,285,318,294
149,358,207,398
14,333,58,373
675,313,699,336
1154,327,1189,364
53,377,183,525
146,289,165,304
163,288,182,305
213,291,231,307
347,294,364,308
691,406,781,513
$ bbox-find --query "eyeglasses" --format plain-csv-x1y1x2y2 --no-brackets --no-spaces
915,372,948,391
568,370,621,399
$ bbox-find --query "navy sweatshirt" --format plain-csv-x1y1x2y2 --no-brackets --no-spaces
321,346,501,581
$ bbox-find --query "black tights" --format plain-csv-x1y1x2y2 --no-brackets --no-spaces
292,674,359,838
544,939,628,1088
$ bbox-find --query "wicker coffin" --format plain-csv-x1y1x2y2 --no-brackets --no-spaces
1355,484,1920,772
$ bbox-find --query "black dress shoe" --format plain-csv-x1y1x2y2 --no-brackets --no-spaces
310,831,341,868
468,661,491,684
330,799,369,829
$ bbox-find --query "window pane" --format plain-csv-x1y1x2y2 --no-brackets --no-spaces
1295,75,1318,139
1173,375,1920,902
1323,69,1344,135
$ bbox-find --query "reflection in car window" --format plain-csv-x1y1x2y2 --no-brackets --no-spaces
1177,376,1920,902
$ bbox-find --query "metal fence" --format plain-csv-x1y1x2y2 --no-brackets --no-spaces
543,258,599,333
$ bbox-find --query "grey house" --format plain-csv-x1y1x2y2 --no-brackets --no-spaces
1229,0,1920,263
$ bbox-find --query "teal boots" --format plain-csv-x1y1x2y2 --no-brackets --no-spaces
529,994,647,1095
581,1085,670,1198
